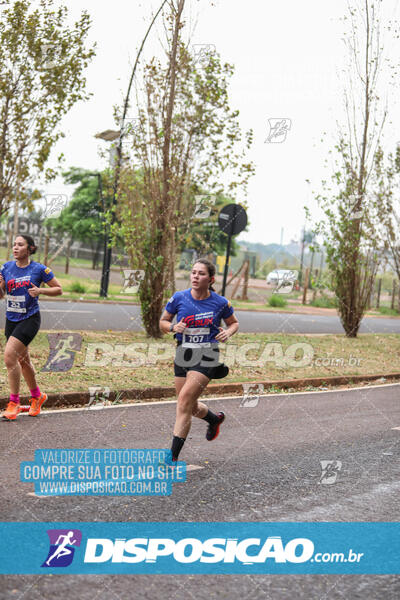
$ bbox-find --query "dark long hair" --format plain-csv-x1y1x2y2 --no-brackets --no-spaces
193,258,216,291
17,234,37,255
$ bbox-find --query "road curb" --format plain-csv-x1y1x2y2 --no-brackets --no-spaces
33,297,400,318
1,372,399,410
36,297,139,306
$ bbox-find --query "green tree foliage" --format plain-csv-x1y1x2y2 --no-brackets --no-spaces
0,0,95,217
47,168,108,269
177,192,241,258
116,169,241,270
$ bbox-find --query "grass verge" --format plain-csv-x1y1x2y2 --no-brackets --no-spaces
0,331,398,396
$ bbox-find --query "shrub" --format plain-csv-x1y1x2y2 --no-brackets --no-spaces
310,296,337,308
68,281,87,294
268,294,287,308
378,306,399,316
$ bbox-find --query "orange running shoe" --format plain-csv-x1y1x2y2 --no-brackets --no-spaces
29,393,47,417
2,401,22,421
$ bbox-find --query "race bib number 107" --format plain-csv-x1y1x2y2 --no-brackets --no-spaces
182,327,211,348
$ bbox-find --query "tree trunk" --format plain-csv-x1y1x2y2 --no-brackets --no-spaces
220,261,244,294
92,237,102,270
48,237,68,266
12,195,19,239
312,270,319,302
398,280,400,313
166,229,176,294
302,268,310,305
375,278,381,309
141,0,185,338
140,240,166,339
43,233,50,265
6,227,12,260
240,260,249,301
37,225,43,263
368,283,373,310
309,251,315,289
231,268,243,299
65,238,72,274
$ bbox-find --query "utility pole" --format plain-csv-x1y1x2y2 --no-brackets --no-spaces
86,171,107,296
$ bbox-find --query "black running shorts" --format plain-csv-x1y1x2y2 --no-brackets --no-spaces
174,342,229,379
5,312,41,347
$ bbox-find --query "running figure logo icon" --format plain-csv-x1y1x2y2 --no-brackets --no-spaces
194,195,216,219
41,333,82,372
265,118,292,143
119,117,140,141
87,386,111,409
267,269,298,294
192,44,216,64
43,194,68,218
240,383,264,408
122,269,144,294
40,43,63,70
346,193,364,220
42,529,82,567
318,460,342,485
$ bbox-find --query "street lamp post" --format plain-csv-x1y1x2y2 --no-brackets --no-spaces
87,171,108,297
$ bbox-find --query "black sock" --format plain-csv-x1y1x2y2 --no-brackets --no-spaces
171,435,186,461
202,409,220,425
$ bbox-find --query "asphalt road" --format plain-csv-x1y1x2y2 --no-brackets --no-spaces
1,300,399,334
1,384,399,598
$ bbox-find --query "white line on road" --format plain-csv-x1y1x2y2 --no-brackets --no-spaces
40,309,93,313
27,492,51,498
391,426,400,430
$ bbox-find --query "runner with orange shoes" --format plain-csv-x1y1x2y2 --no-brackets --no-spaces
0,235,62,421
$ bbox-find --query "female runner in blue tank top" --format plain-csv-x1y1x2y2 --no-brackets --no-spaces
0,235,62,420
159,258,239,461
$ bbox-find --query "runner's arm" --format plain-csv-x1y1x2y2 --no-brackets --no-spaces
38,276,62,296
0,274,5,299
159,309,175,334
221,314,239,337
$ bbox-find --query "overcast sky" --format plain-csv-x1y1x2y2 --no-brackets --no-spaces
36,0,400,246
